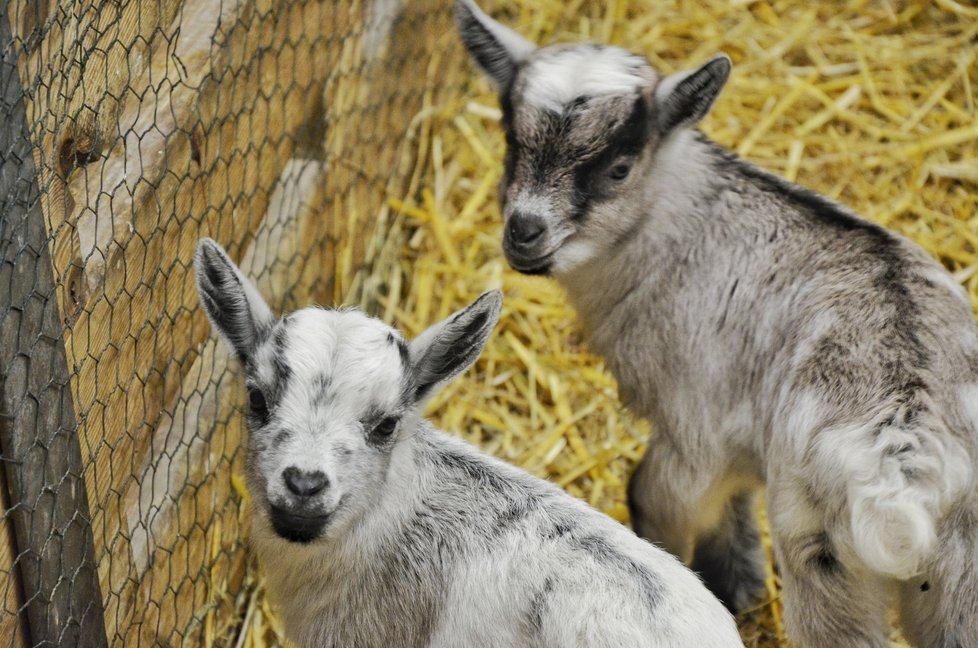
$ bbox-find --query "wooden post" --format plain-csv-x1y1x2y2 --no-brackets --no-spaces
0,11,108,648
0,470,29,648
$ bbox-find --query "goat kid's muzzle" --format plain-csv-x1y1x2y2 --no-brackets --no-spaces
503,213,555,275
269,503,332,543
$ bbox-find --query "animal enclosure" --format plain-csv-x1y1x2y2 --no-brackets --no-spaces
1,0,976,647
0,0,466,644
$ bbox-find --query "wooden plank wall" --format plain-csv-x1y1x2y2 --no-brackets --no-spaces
4,0,464,643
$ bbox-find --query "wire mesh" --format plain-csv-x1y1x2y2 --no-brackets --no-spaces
0,1,463,645
4,0,976,646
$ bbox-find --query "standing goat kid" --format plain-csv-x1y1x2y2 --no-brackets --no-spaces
194,238,742,648
455,2,978,647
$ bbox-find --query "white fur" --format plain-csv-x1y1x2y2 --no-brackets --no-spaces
812,409,973,578
523,47,650,113
195,246,742,647
924,266,971,305
252,428,743,648
642,130,718,234
551,238,600,275
960,383,978,437
511,189,557,221
251,309,403,510
244,308,744,647
653,68,692,106
777,391,825,458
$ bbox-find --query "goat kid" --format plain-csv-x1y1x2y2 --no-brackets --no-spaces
455,2,978,647
194,238,743,648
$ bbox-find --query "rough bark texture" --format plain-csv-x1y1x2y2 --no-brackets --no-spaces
0,9,107,647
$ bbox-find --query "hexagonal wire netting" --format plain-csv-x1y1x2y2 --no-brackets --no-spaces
0,1,463,644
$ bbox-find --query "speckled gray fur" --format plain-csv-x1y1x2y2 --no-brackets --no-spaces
456,2,978,646
194,238,742,647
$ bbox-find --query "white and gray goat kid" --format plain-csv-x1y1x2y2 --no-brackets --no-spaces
455,2,978,647
194,238,743,648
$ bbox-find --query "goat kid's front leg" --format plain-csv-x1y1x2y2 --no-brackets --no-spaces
628,435,706,561
629,435,765,612
690,491,767,613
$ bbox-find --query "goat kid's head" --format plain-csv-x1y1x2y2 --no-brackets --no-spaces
455,0,730,276
195,239,502,544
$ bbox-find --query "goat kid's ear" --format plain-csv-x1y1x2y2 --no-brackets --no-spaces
654,54,731,134
194,238,274,363
406,290,502,405
455,0,535,90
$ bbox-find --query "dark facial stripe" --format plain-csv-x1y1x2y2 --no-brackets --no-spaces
272,320,293,386
571,95,652,219
387,332,410,367
312,372,332,407
501,86,519,187
502,95,652,227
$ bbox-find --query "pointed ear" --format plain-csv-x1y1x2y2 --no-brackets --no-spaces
654,54,731,134
406,290,502,405
194,238,274,363
455,0,535,90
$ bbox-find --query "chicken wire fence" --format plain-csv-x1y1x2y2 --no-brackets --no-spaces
0,1,463,645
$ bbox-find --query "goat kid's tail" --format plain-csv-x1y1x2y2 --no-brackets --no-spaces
818,410,973,580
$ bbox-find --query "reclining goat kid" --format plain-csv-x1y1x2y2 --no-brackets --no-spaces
194,238,743,648
455,2,978,647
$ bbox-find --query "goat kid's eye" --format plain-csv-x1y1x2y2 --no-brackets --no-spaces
372,416,399,438
609,163,632,181
248,387,269,421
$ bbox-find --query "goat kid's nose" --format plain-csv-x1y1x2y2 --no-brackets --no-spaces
283,467,329,497
508,215,546,248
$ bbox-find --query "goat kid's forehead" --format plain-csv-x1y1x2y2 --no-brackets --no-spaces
507,46,656,157
514,44,654,113
250,308,407,411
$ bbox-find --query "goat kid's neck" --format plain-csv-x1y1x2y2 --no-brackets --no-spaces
560,129,720,331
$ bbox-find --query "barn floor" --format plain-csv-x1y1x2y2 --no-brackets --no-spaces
230,1,977,645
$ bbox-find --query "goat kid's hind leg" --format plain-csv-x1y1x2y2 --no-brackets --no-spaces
689,491,767,613
769,481,890,648
897,501,978,648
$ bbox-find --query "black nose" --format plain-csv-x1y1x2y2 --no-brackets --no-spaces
508,214,546,248
283,467,329,497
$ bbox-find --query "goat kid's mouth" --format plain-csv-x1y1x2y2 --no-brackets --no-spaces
269,504,333,544
503,248,555,276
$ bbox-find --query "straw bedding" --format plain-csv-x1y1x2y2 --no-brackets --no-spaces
227,1,977,645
